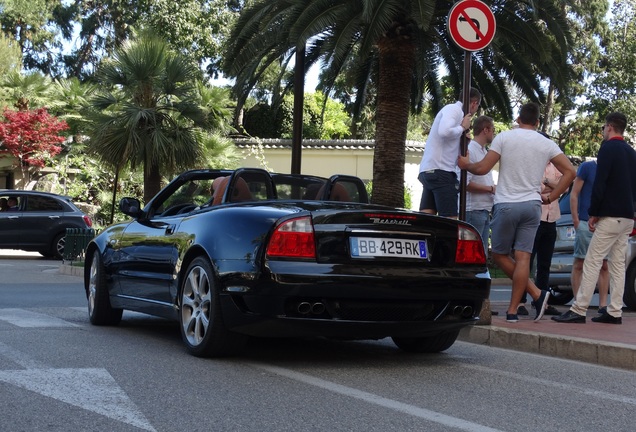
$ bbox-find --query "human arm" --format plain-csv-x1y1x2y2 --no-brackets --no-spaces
466,182,496,194
458,150,500,176
541,154,575,205
437,105,472,139
569,177,584,229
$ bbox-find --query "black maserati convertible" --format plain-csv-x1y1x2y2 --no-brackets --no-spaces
84,168,490,357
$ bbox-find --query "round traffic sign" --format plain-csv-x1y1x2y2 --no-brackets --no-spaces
448,0,496,52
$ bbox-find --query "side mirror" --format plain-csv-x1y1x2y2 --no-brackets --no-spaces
119,197,143,218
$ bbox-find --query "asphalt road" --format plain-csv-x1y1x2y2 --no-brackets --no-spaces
1,250,635,432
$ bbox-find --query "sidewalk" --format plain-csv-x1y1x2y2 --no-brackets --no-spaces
459,300,636,370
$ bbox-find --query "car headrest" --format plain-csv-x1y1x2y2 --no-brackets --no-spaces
211,176,253,205
316,182,351,202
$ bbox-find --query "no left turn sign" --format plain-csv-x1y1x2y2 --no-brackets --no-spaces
448,0,496,52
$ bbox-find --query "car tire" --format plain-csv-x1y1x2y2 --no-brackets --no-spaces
624,261,636,310
87,252,123,325
50,233,66,260
547,287,574,305
179,256,247,357
391,330,460,353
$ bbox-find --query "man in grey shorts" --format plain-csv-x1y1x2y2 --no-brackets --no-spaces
458,103,576,323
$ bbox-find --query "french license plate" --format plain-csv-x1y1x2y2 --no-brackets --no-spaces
558,226,576,241
350,237,428,259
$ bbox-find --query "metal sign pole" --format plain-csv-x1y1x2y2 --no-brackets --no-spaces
291,45,305,175
459,50,472,221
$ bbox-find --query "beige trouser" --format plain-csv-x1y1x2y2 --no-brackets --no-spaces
570,217,633,318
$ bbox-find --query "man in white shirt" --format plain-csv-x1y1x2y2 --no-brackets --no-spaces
458,102,576,323
465,115,496,256
418,88,481,218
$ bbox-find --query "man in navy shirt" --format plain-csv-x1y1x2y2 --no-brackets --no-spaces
554,112,636,324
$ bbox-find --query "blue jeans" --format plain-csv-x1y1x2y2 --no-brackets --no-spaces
466,210,490,256
418,170,459,217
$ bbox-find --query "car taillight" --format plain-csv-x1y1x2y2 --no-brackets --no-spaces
266,216,316,259
456,225,486,264
631,218,636,237
83,215,93,228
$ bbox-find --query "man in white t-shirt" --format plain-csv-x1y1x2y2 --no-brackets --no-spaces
465,115,496,256
458,102,576,323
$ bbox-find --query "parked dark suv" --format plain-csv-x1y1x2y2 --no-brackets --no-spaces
0,190,92,259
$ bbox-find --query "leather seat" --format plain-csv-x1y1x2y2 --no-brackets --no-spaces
211,177,252,205
316,182,351,202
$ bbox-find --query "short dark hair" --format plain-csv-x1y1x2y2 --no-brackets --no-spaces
605,112,627,134
459,87,481,103
473,115,494,135
518,102,540,126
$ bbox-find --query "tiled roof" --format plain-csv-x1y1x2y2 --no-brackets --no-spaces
233,138,425,153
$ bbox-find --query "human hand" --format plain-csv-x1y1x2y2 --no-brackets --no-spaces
460,114,473,130
588,216,599,232
541,193,551,205
457,153,470,170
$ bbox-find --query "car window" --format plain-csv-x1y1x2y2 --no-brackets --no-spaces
25,195,64,212
322,175,369,203
161,179,214,212
233,169,276,201
271,175,326,200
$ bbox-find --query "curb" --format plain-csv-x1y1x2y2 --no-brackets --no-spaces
458,325,636,370
59,263,84,277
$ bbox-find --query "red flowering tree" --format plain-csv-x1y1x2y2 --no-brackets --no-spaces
0,108,68,184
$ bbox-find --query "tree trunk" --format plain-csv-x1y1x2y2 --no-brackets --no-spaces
372,32,416,208
542,80,555,134
144,161,162,204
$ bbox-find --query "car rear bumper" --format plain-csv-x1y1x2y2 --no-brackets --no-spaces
219,272,490,338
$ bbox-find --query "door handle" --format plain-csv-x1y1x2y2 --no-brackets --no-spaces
165,224,176,235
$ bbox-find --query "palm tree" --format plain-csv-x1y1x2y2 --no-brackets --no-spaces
223,1,589,207
0,71,55,111
51,77,98,143
87,31,207,203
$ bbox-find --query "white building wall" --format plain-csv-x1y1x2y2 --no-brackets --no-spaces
236,139,425,211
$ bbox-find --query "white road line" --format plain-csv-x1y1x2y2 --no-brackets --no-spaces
248,363,504,432
0,368,157,432
0,339,156,431
0,308,78,328
462,363,636,405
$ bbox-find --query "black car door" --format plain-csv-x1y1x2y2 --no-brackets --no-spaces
113,215,183,308
0,194,21,247
18,194,66,252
